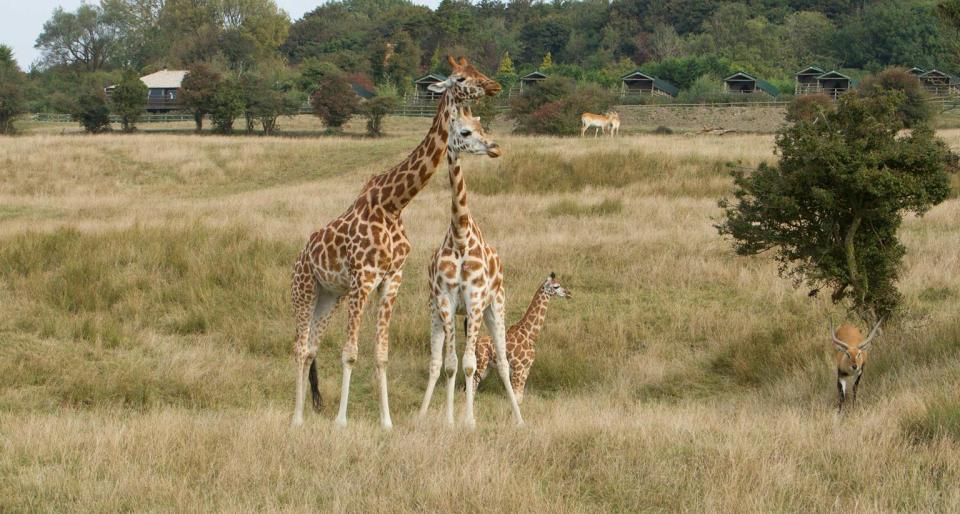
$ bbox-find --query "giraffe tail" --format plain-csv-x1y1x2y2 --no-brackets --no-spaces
308,359,323,412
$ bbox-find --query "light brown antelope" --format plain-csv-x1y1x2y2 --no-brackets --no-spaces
606,111,620,136
580,111,618,138
831,319,882,413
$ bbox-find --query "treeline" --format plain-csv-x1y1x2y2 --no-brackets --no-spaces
4,0,960,120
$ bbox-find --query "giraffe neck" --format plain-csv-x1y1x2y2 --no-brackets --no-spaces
446,152,471,249
518,286,551,344
377,90,457,214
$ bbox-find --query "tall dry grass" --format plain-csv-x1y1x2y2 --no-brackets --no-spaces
1,121,959,512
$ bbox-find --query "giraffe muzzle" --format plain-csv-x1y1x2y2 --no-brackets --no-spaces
486,144,502,158
484,81,502,96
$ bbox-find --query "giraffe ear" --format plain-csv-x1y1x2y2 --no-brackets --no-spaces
428,79,453,93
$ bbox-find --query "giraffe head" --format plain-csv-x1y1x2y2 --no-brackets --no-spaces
450,106,501,158
428,55,502,101
543,272,572,299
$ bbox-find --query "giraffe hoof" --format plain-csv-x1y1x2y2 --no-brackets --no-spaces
291,416,304,427
334,416,348,429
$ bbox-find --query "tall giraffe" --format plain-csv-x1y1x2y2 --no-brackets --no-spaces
473,273,572,404
418,106,523,428
290,57,501,429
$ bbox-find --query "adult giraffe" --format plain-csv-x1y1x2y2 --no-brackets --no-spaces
290,56,501,429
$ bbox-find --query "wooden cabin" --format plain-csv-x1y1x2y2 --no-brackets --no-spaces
518,71,548,93
141,69,187,112
723,72,779,97
106,69,188,112
918,69,958,96
907,67,926,76
815,71,852,98
619,71,678,98
795,66,825,95
413,74,447,100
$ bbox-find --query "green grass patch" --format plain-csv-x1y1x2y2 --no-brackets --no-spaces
902,395,960,444
470,149,725,196
546,198,624,218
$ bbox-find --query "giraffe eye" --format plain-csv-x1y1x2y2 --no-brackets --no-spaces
460,130,472,137
456,77,466,83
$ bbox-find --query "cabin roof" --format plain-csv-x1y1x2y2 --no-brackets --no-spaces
413,73,446,84
919,69,957,81
520,71,548,81
620,70,678,96
140,69,188,89
907,67,926,75
796,66,825,76
816,70,851,81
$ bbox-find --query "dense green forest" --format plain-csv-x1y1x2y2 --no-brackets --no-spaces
7,0,960,113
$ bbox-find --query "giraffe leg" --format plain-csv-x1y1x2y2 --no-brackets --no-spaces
419,297,451,419
291,267,317,427
462,304,484,429
305,292,342,414
513,364,532,405
334,276,374,428
441,300,458,426
485,300,523,425
374,271,402,430
473,337,492,396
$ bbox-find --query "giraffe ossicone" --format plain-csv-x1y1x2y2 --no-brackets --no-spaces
289,56,500,429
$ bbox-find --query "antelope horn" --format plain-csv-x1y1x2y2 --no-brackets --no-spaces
830,318,849,349
859,317,884,349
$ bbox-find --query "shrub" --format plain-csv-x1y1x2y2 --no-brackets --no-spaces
210,81,245,134
74,90,111,134
652,125,674,135
858,67,932,127
718,92,952,321
509,76,615,135
676,75,727,104
310,74,359,130
786,94,835,123
361,95,397,137
180,63,221,132
110,69,147,133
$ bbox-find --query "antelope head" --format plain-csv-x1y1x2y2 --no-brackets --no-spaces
831,318,883,374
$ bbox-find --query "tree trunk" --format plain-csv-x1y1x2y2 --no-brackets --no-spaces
194,110,203,132
844,214,865,307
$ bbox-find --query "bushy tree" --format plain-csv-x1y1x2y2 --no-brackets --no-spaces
361,95,397,137
74,90,112,133
510,76,614,135
786,93,835,123
718,92,951,321
310,74,359,130
180,63,221,132
210,81,245,134
240,69,301,135
0,45,26,134
110,69,147,132
858,67,931,128
35,4,116,71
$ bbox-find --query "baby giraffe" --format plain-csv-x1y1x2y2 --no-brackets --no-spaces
418,106,524,428
473,273,571,403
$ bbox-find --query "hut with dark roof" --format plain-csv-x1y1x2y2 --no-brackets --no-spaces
723,72,779,97
795,66,825,95
619,71,678,98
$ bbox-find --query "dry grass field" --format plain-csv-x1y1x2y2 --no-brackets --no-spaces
1,115,959,512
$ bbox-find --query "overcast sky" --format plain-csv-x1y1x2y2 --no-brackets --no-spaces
0,0,443,71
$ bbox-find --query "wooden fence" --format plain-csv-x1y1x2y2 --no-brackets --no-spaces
30,112,194,123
